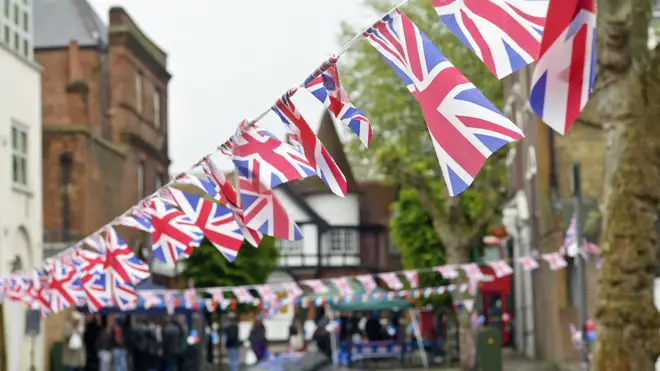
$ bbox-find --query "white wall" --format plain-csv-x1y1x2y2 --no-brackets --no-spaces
306,193,359,226
0,45,43,371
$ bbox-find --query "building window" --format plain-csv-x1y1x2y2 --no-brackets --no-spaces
328,229,358,254
22,38,27,57
11,124,28,186
12,3,17,25
21,10,27,32
279,239,303,255
137,162,145,199
135,71,143,113
3,0,8,17
12,31,17,49
153,91,161,128
3,25,9,44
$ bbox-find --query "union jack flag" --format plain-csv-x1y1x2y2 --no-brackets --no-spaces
403,270,419,288
330,277,354,296
115,207,155,233
273,92,347,197
560,215,581,257
238,168,303,241
27,270,51,317
529,0,596,134
5,275,28,302
206,288,226,304
201,158,263,247
164,187,243,262
201,158,237,204
139,291,162,309
282,282,303,299
149,197,204,265
164,291,176,315
109,276,138,310
48,260,83,312
461,263,484,279
286,132,304,154
232,287,255,303
379,272,404,290
356,275,377,293
104,227,150,285
304,56,373,147
255,285,278,306
364,11,524,196
432,0,548,79
302,279,328,294
542,252,567,270
81,272,112,312
85,233,107,253
173,173,219,200
518,256,540,270
232,127,316,190
184,288,198,309
434,265,459,279
487,260,514,278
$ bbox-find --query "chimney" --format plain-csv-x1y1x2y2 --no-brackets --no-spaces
65,40,89,125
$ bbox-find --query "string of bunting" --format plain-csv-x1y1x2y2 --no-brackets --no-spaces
1,0,596,318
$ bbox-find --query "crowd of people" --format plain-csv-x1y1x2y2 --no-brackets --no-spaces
61,311,194,371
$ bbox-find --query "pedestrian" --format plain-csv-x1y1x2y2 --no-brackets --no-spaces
84,315,102,371
62,310,86,371
224,313,240,371
163,316,184,371
312,317,332,360
130,317,151,371
248,317,268,361
96,324,113,371
288,315,304,352
112,320,128,371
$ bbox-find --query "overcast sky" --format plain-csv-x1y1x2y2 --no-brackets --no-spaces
89,0,379,173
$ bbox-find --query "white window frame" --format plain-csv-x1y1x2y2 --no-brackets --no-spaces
278,239,303,255
328,229,358,254
135,71,143,113
1,0,31,58
11,122,28,186
153,90,161,128
137,162,145,199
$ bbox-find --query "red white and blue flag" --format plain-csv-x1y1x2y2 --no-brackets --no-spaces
104,227,150,285
164,187,244,262
149,197,204,265
48,259,83,312
115,207,154,233
304,57,373,147
81,272,112,312
232,127,316,190
273,92,347,197
201,158,263,247
364,11,524,196
173,173,220,201
432,0,548,79
109,276,139,310
529,0,596,134
238,168,303,241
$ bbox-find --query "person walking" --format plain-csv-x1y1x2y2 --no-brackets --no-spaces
62,311,86,371
223,313,241,371
96,324,114,371
112,320,128,371
248,317,268,362
130,317,151,371
288,316,304,352
312,317,332,360
162,317,184,371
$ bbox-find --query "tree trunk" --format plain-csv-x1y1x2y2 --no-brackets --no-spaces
444,243,477,371
592,0,660,369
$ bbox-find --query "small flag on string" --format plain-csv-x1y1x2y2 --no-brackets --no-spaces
302,279,328,294
379,272,404,291
487,260,514,278
542,252,568,271
403,270,419,288
283,282,304,299
518,256,540,271
461,264,484,279
330,277,354,296
232,287,255,303
434,265,459,279
304,56,373,147
356,275,378,293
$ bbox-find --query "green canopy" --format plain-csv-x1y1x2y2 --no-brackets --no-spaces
302,279,413,312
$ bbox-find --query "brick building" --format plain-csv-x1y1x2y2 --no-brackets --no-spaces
501,66,602,364
34,0,170,364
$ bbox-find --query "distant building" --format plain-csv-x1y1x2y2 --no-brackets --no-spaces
0,0,44,370
34,0,170,365
501,64,602,364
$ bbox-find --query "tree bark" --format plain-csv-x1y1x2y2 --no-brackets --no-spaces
592,0,660,369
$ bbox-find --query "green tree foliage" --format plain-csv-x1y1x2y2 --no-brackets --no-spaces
182,237,278,289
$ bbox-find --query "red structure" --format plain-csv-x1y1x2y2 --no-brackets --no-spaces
477,265,513,345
